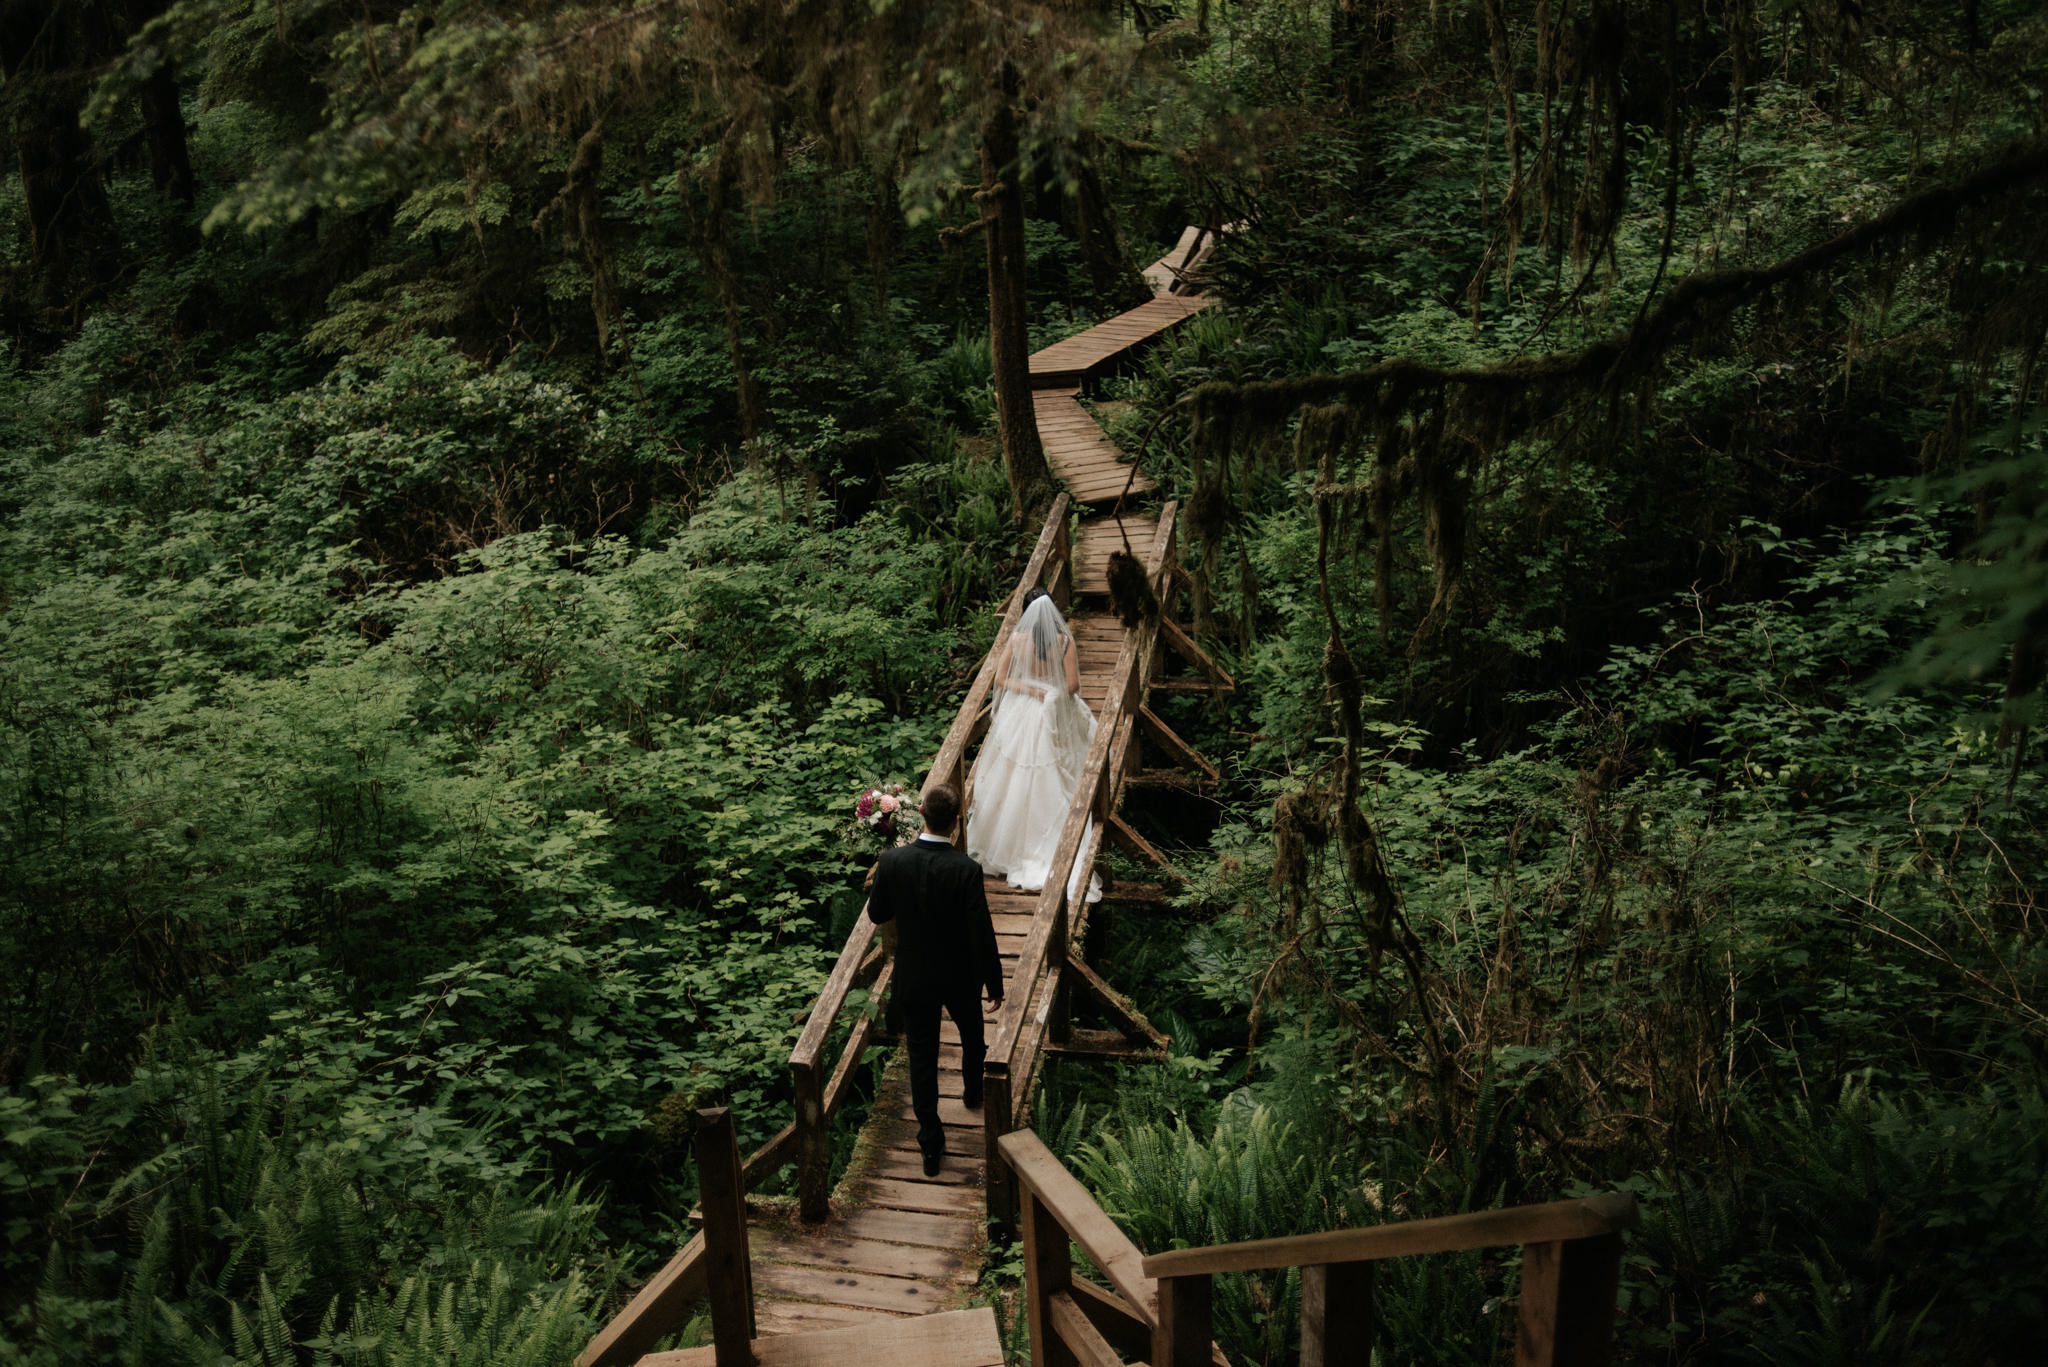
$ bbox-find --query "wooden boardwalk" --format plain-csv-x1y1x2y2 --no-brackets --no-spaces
1027,292,1215,389
1028,234,1218,509
579,231,1227,1367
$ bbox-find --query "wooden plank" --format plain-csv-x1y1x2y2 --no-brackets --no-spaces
835,1206,978,1250
995,1131,1156,1320
750,1262,952,1317
643,1307,1004,1367
864,1148,985,1186
750,1301,903,1337
890,1096,988,1131
862,1177,984,1215
1049,1290,1126,1367
755,1232,970,1281
573,1234,706,1367
1141,1195,1640,1278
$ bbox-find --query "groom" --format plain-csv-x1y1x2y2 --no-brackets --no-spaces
866,782,1004,1175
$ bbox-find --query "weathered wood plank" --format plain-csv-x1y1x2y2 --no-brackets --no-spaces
643,1307,1004,1367
755,1232,971,1281
833,1206,978,1250
1142,1196,1640,1278
751,1262,951,1316
862,1177,986,1215
750,1300,905,1338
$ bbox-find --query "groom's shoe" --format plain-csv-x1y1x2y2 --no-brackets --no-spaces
961,1084,983,1111
922,1146,943,1177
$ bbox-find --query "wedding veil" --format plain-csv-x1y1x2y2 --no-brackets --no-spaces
1001,594,1074,709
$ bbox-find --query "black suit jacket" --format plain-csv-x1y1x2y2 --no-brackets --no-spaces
867,837,1004,1004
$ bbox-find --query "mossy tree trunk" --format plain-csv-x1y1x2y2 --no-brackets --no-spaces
981,63,1056,519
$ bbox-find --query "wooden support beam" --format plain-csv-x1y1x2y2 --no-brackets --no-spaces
1301,1261,1374,1367
1126,767,1216,792
1065,954,1169,1053
1024,1193,1078,1367
693,1108,755,1364
1048,1027,1165,1062
1065,1279,1153,1361
1107,813,1178,876
1138,706,1219,783
1150,676,1233,695
1048,1291,1125,1367
1157,615,1235,692
1154,1274,1214,1367
1514,1233,1625,1367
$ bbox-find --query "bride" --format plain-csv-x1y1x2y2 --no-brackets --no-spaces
967,589,1103,903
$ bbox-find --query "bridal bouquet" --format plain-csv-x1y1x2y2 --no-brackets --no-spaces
850,782,921,846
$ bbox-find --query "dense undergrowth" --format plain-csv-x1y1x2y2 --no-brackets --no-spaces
5,2,2046,1364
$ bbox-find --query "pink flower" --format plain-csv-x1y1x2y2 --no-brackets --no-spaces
879,794,899,813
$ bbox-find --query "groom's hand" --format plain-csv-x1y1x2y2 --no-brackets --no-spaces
982,995,1001,1019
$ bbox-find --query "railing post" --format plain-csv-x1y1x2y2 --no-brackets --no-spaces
1021,1190,1077,1367
983,1062,1016,1239
1515,1233,1624,1367
791,1059,828,1223
693,1107,755,1366
1051,512,1072,611
1301,1261,1374,1367
1153,1273,1212,1367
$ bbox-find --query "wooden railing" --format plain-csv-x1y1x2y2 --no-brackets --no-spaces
982,502,1180,1228
574,496,1073,1367
999,1129,1638,1367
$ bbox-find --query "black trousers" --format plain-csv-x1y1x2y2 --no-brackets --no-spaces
899,982,985,1154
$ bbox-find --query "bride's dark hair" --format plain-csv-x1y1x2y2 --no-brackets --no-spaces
1018,586,1055,662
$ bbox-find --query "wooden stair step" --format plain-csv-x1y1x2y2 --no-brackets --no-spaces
753,1233,971,1281
642,1306,1003,1367
751,1261,949,1316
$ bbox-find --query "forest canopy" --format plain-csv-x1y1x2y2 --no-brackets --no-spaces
2,2,2045,1364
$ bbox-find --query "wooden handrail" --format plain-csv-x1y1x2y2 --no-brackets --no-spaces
789,916,879,1072
999,1130,1157,1319
1140,1194,1640,1278
1001,1129,1633,1367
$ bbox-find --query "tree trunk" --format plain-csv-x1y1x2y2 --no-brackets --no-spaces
687,123,768,441
1072,139,1151,316
0,0,120,310
981,65,1054,518
125,0,194,250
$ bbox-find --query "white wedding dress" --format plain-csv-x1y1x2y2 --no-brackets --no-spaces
967,597,1104,904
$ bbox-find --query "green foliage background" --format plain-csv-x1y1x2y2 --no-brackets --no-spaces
2,1,2045,1364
